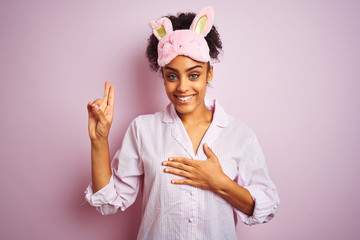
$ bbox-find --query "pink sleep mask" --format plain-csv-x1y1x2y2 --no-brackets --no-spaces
149,6,214,67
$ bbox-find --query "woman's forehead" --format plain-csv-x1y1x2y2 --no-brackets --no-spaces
165,56,207,70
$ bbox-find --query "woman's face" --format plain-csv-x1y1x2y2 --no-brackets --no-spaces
162,55,213,117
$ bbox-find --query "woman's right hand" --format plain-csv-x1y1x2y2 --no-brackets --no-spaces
87,82,115,142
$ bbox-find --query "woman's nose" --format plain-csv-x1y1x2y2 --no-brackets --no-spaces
176,78,189,93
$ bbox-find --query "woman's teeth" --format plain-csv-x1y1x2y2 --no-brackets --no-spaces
177,95,193,101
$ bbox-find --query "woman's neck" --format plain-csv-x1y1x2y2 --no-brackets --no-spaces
177,103,213,126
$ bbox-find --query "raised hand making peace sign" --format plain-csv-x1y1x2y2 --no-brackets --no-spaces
87,82,115,142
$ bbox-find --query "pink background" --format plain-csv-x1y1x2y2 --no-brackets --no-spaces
1,0,359,239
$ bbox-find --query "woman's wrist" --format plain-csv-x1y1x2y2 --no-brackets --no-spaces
91,138,109,149
211,173,231,194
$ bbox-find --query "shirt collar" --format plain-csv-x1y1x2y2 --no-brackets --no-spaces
161,98,229,128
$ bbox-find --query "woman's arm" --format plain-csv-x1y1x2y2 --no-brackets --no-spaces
87,82,115,192
85,116,144,215
212,173,255,216
85,85,144,215
90,139,112,192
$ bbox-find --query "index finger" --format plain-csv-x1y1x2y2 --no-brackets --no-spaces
102,82,110,106
169,157,196,166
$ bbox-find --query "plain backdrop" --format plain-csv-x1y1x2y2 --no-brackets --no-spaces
1,0,359,239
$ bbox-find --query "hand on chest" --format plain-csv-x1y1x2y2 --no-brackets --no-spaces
140,122,239,183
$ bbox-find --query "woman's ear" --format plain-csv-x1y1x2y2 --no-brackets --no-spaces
207,64,214,84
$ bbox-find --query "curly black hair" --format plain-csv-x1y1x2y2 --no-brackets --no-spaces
146,12,223,72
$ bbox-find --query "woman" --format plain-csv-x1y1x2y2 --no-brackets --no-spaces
85,6,279,239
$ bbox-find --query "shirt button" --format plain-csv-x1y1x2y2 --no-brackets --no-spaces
190,191,193,196
188,218,193,223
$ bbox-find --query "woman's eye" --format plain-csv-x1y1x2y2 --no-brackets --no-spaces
189,74,199,79
167,75,177,80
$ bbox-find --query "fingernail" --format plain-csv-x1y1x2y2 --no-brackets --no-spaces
204,143,208,148
168,157,173,161
94,105,99,111
171,180,175,184
162,162,167,166
164,168,169,172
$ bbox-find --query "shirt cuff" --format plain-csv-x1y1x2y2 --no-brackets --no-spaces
84,175,117,207
235,186,279,225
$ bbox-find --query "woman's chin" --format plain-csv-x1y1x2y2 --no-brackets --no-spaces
173,101,202,116
174,105,194,115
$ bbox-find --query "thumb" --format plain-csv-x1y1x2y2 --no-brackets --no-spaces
203,143,217,160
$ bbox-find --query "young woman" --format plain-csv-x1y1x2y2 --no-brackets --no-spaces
85,6,279,239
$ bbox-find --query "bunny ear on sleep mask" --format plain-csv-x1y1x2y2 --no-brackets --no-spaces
149,17,173,40
149,6,214,67
190,6,214,37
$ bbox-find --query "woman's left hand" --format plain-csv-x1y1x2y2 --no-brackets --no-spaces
162,143,227,191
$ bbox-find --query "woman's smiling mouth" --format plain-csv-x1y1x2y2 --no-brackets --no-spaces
175,94,196,103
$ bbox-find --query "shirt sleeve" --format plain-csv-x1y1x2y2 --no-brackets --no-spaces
84,117,144,215
235,131,280,225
